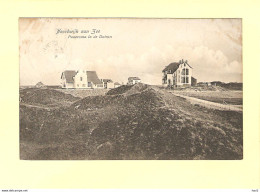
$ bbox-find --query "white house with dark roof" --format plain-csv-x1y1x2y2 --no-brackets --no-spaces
61,70,104,89
162,59,193,87
114,82,121,88
128,77,141,85
100,79,114,89
35,82,46,88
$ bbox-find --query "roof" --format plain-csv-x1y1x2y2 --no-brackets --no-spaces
35,82,44,86
162,60,193,73
61,70,102,85
162,62,180,73
62,70,77,83
35,82,46,87
114,82,121,85
128,77,141,81
86,71,102,85
101,79,113,83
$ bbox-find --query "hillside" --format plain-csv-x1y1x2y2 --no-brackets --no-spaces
20,88,80,107
20,84,243,160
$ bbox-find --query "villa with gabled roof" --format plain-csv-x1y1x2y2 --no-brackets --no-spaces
162,59,194,87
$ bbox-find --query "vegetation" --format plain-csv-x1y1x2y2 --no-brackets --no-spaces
175,91,243,105
20,84,243,160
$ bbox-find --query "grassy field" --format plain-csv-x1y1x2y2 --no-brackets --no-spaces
174,91,243,105
56,88,108,98
19,84,243,160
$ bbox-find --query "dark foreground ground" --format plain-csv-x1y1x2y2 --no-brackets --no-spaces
20,84,243,160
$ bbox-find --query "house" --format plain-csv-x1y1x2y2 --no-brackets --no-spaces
61,70,104,89
35,82,46,88
101,79,114,89
128,77,141,85
114,82,121,88
162,59,193,87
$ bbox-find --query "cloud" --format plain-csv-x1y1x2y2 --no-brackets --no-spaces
20,41,242,85
19,19,242,85
74,45,243,85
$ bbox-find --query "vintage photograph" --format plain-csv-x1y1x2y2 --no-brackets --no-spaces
19,18,242,160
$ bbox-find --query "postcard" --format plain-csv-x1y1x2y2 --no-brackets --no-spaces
19,18,243,160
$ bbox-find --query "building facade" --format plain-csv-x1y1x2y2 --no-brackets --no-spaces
128,77,141,85
101,79,114,89
162,59,193,87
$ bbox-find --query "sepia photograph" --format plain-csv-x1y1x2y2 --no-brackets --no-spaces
19,18,243,160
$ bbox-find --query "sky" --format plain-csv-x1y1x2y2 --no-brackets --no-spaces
19,18,242,85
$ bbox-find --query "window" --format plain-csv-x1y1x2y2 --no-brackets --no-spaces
186,69,189,75
88,82,92,87
180,68,190,84
77,84,79,87
168,79,171,85
80,77,83,81
181,69,185,75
